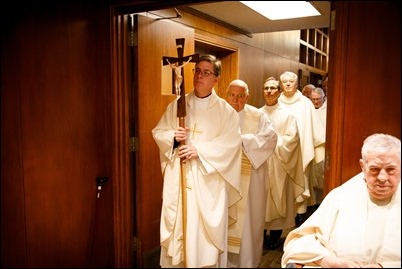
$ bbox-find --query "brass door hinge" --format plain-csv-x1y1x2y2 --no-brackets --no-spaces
130,137,138,152
129,31,137,47
132,236,141,251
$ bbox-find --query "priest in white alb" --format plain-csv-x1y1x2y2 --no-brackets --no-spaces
152,55,243,268
282,133,401,268
225,79,278,268
310,87,327,203
260,76,305,250
278,71,324,212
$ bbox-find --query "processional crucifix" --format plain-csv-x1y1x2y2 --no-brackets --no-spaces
162,38,198,268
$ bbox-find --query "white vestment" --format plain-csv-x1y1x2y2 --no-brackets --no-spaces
311,99,327,203
279,91,324,210
152,90,242,268
260,103,305,229
227,104,277,268
282,172,401,268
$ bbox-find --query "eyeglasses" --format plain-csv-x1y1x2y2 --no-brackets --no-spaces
192,68,217,77
263,86,278,91
311,98,323,102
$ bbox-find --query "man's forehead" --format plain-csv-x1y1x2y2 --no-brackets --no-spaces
229,85,245,92
197,61,212,67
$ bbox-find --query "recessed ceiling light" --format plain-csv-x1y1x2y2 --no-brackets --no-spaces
240,1,321,20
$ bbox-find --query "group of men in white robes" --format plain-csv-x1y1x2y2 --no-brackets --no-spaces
153,62,327,268
278,71,325,211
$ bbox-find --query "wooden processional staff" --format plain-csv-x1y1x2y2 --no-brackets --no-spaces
162,38,198,267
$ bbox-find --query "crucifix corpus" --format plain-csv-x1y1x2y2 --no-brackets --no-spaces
162,38,198,268
162,38,198,117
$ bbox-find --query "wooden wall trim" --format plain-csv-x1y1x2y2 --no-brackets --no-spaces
195,33,238,52
325,1,349,194
111,12,134,268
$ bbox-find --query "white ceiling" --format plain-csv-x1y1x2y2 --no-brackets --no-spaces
181,1,331,36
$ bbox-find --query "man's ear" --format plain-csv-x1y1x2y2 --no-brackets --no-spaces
359,159,365,171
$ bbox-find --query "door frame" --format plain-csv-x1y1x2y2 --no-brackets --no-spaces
110,3,238,267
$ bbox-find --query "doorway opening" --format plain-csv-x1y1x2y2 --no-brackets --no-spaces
195,38,239,97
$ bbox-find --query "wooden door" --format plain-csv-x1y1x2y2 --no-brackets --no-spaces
133,14,195,267
325,1,401,191
1,2,114,267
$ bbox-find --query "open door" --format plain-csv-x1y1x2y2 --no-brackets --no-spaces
133,13,195,267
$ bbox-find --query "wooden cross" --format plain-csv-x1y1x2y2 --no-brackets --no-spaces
162,38,198,268
162,38,199,117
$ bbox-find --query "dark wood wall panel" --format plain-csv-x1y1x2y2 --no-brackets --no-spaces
325,1,401,192
342,1,401,178
1,18,28,268
1,1,114,267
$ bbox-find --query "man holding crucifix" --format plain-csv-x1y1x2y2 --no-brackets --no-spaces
153,54,242,268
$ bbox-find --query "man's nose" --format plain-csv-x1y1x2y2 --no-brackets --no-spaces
378,169,389,181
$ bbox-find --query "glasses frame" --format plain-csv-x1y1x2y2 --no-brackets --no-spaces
263,86,279,91
192,68,217,77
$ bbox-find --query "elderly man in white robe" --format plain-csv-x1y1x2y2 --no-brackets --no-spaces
278,71,324,214
282,133,401,268
260,77,305,250
225,79,277,268
310,87,327,203
152,54,242,268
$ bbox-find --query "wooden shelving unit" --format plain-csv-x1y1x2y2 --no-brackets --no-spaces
299,28,329,72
